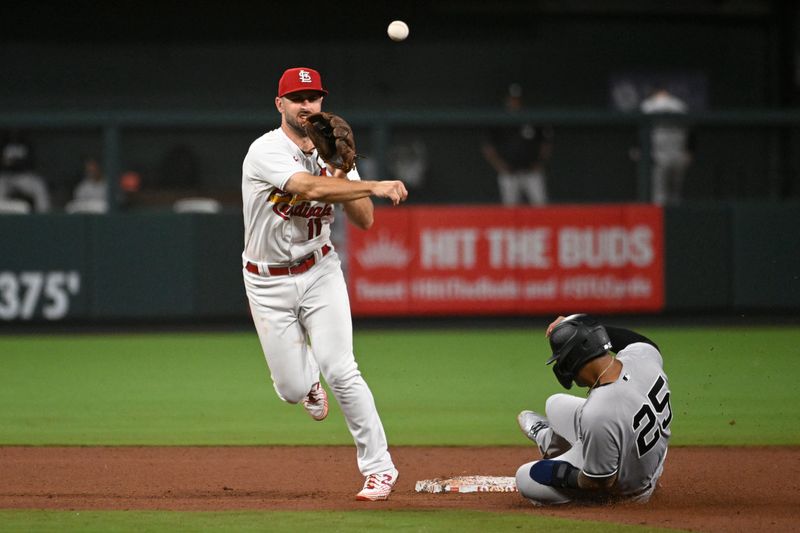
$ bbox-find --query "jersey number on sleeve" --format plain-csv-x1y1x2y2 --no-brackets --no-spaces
632,375,672,457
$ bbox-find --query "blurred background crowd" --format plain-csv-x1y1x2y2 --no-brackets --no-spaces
1,0,798,214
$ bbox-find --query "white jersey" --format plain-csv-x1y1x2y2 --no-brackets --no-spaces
242,127,361,264
640,92,689,157
578,342,672,497
0,171,51,213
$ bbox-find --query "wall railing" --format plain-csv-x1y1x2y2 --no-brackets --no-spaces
2,108,799,209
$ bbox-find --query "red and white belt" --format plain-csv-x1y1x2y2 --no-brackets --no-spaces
245,244,331,277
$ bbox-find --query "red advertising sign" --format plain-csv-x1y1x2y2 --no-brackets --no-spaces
346,205,664,316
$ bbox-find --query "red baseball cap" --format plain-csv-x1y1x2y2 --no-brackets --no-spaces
278,67,328,97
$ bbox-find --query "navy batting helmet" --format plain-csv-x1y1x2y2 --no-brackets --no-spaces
546,314,612,389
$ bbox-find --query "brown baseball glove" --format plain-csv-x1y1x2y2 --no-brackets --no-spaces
303,112,357,172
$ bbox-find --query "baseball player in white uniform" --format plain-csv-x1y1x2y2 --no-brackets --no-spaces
241,67,408,501
640,88,692,206
516,314,671,505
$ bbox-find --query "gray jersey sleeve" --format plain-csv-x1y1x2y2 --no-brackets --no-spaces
580,412,622,478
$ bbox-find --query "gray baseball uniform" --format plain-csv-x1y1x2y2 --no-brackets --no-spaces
516,341,671,504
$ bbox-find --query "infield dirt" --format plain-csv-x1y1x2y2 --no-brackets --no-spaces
1,445,797,532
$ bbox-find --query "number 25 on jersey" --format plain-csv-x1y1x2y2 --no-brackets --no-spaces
633,375,672,457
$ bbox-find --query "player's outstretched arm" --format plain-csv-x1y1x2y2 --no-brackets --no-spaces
370,180,409,205
284,172,408,205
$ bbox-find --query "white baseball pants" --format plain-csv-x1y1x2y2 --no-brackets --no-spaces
243,250,394,475
516,393,586,505
497,169,548,206
651,151,690,206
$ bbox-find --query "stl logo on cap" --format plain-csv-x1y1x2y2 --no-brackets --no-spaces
278,67,328,97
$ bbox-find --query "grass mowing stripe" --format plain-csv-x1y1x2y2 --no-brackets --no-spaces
0,326,798,445
0,509,685,533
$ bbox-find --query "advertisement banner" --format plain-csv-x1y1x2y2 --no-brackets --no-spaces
347,205,664,316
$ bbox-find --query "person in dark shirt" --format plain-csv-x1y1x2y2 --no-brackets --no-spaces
481,84,554,206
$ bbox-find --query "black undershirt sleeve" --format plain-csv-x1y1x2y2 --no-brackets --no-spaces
604,325,659,353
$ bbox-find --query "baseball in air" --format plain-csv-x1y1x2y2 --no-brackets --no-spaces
387,20,409,42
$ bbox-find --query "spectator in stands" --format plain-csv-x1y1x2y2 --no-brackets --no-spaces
65,155,109,213
0,131,51,212
639,87,693,205
481,83,554,206
72,156,107,202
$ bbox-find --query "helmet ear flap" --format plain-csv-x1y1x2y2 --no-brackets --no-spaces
552,361,574,389
546,314,610,389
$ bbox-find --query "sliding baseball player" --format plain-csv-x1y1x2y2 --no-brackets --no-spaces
516,314,672,504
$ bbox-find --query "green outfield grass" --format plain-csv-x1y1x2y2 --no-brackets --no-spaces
1,324,798,532
0,509,684,533
1,326,798,446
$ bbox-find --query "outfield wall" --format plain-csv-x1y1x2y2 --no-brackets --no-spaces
0,202,798,322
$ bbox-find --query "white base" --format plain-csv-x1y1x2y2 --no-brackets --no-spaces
415,475,517,493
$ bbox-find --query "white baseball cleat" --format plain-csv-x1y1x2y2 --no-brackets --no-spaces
302,382,328,421
356,467,399,501
518,410,550,446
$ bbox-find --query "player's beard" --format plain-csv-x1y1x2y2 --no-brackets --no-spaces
286,112,310,138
